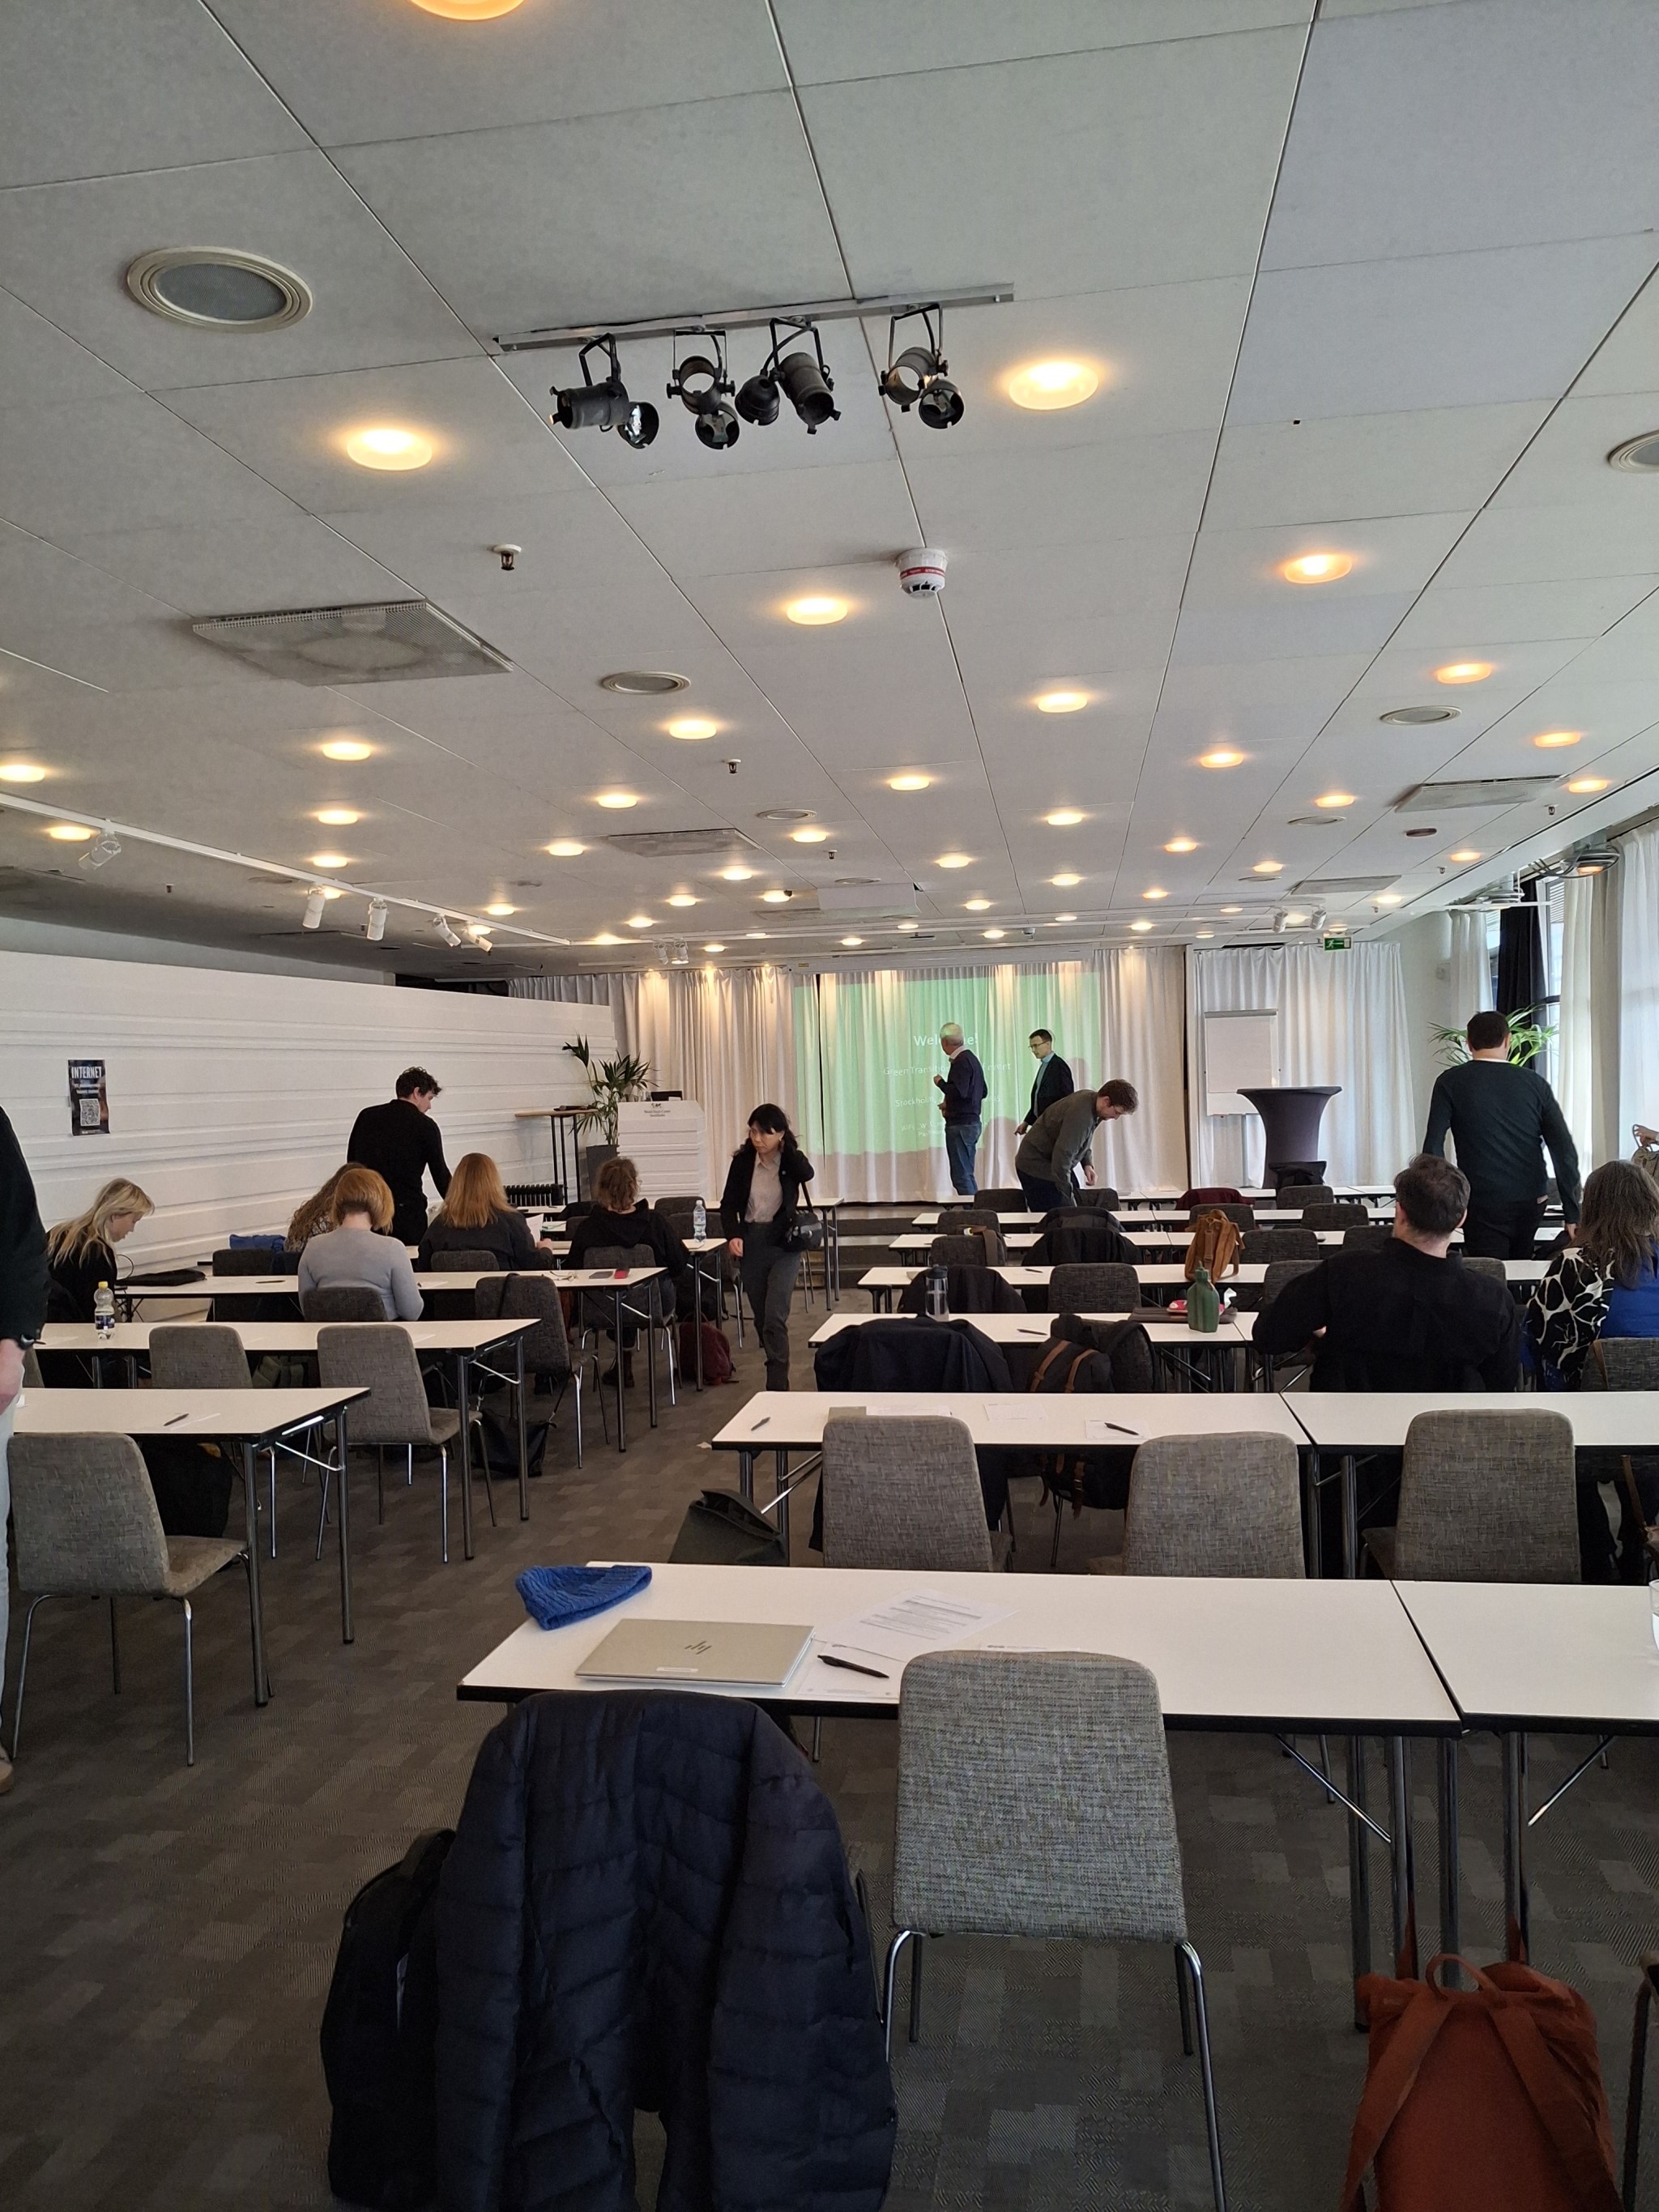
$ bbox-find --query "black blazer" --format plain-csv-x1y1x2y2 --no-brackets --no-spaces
1027,1052,1074,1124
719,1141,815,1240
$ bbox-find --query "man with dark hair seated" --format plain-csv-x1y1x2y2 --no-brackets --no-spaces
1256,1153,1520,1391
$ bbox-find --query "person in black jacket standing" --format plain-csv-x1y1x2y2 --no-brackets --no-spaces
1422,1011,1581,1257
720,1104,813,1390
0,1106,49,1797
1014,1028,1074,1138
347,1067,451,1247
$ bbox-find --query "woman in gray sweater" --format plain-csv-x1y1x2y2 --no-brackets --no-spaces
298,1166,423,1320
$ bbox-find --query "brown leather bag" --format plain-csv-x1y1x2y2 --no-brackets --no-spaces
1183,1208,1240,1283
1341,1950,1621,2212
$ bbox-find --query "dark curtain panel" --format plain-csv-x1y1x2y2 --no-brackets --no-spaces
1495,880,1544,1017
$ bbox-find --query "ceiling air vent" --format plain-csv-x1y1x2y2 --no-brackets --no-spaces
1395,776,1555,812
192,602,510,684
603,829,765,861
1290,876,1397,900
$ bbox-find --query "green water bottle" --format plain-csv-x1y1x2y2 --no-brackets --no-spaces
1187,1261,1219,1334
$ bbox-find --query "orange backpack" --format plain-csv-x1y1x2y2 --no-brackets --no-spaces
1183,1209,1240,1282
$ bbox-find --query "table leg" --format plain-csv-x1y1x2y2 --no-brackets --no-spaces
1386,1737,1412,1967
692,1253,706,1390
611,1287,629,1451
457,1353,476,1561
1347,1737,1371,2025
335,1406,353,1646
1341,1451,1359,1578
515,1333,529,1520
738,1447,754,1506
242,1441,271,1706
1438,1737,1460,1959
774,1447,790,1559
1502,1732,1529,1956
1302,1448,1321,1579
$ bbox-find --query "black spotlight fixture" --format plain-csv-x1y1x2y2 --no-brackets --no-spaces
879,305,964,429
667,330,740,450
735,364,780,426
549,335,659,448
732,319,840,435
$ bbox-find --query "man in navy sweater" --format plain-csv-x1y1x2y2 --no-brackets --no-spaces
933,1023,988,1196
1422,1012,1581,1258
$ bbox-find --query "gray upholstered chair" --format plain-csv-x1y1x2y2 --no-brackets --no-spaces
975,1188,1026,1212
1188,1202,1255,1231
1252,1258,1320,1365
1049,1261,1141,1315
1239,1228,1319,1265
1460,1255,1507,1285
1583,1339,1659,1390
1124,1434,1304,1578
147,1322,296,1560
8,1433,252,1766
928,1234,986,1269
428,1248,497,1272
1366,1408,1578,1581
315,1324,471,1562
1300,1203,1367,1231
300,1285,385,1323
1273,1184,1334,1211
1342,1223,1393,1251
885,1651,1226,2209
1079,1186,1120,1211
821,1414,1007,1571
958,1208,1002,1234
473,1271,587,1467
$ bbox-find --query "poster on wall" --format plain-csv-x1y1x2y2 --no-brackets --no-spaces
68,1058,109,1136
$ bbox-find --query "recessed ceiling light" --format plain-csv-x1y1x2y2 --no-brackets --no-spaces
963,897,992,912
746,929,767,939
665,893,698,909
343,426,433,471
319,737,373,761
897,919,920,931
1200,747,1244,769
719,865,755,882
1404,825,1438,839
1034,689,1089,714
1051,872,1082,888
1129,919,1154,933
1281,910,1310,927
318,886,344,901
409,0,528,18
547,839,585,857
702,941,726,953
789,827,830,844
1252,860,1284,876
888,772,931,791
664,716,718,740
126,248,312,330
315,808,360,826
309,851,350,868
1435,661,1492,685
761,889,791,904
0,761,46,783
1532,730,1581,749
595,791,638,809
785,595,848,625
1567,775,1610,794
47,822,94,841
484,901,516,916
841,935,864,947
983,927,1006,940
936,853,971,868
1281,552,1352,584
1044,808,1085,827
626,914,655,929
1447,850,1482,864
1142,887,1167,901
1607,431,1659,472
591,931,622,944
1220,906,1243,915
599,670,689,696
1163,837,1197,854
1007,360,1099,411
1194,929,1213,940
1315,791,1355,810
1375,893,1405,907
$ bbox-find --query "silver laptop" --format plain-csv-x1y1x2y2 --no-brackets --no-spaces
576,1618,812,1690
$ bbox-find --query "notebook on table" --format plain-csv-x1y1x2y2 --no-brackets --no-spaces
576,1618,812,1690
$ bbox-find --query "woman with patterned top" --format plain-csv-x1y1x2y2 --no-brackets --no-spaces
1525,1158,1659,1383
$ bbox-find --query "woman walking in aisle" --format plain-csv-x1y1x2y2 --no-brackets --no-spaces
720,1104,814,1391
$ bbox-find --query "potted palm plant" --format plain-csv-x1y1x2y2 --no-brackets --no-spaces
1430,1004,1556,1068
565,1038,652,1193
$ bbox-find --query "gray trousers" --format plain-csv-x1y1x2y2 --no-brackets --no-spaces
739,1221,801,1390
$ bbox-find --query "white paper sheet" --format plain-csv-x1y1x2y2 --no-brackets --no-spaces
817,1589,1014,1676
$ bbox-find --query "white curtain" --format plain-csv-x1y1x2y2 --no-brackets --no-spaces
807,950,1187,1202
1619,821,1659,1145
1558,874,1595,1166
1184,941,1416,1187
510,975,612,1004
1591,863,1622,1167
605,965,810,1183
1446,909,1494,1025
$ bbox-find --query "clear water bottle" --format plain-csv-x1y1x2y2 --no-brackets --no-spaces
927,1264,948,1319
692,1198,706,1241
94,1281,116,1339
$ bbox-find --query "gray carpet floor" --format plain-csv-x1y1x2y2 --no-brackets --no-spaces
2,1300,1658,2210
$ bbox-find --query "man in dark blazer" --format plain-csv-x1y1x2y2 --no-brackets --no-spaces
1015,1029,1074,1136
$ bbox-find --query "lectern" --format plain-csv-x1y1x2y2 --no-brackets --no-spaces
1240,1085,1341,1175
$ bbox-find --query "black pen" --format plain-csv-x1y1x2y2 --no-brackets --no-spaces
164,1413,189,1428
1103,1421,1137,1437
749,1415,770,1432
819,1652,890,1681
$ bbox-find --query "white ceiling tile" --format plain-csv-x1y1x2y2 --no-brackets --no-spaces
1490,391,1659,510
906,433,1212,551
1170,594,1418,665
210,0,786,147
0,287,134,411
1182,509,1471,607
1158,654,1372,714
945,538,1193,631
0,0,306,189
799,31,1306,299
608,461,921,580
54,517,411,619
1230,237,1656,423
0,522,177,632
1390,575,1657,648
333,96,847,338
948,610,1180,687
1265,0,1659,266
0,155,480,390
1572,265,1659,399
0,393,293,539
1205,403,1547,528
776,0,1311,82
1432,500,1659,589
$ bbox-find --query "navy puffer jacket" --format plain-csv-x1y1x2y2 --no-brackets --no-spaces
436,1690,895,2212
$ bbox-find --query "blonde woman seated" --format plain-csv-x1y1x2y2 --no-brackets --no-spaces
288,1166,349,1250
45,1177,155,1321
418,1153,552,1271
298,1167,422,1320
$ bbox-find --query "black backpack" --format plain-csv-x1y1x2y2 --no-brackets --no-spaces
320,1829,454,2209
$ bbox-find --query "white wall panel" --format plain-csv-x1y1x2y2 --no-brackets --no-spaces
2,952,613,1264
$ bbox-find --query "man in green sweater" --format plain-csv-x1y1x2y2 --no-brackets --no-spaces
1422,1011,1581,1259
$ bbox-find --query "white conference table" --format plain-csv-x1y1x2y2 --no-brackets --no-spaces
859,1260,1546,1312
15,1384,368,1690
914,1206,1397,1228
38,1315,539,1550
808,1306,1253,1391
